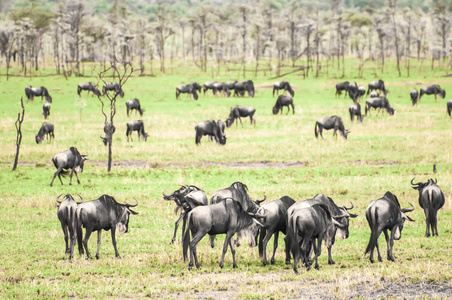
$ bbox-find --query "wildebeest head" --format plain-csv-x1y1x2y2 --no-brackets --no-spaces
393,203,415,240
387,106,395,116
116,198,139,234
272,106,279,115
74,154,88,173
438,86,446,99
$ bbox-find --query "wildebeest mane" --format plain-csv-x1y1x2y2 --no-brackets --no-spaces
383,191,400,208
98,194,123,219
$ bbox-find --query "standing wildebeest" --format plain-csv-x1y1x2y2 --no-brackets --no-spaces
256,196,296,266
42,102,51,119
77,82,101,97
163,185,208,244
126,120,149,142
50,147,87,187
411,178,445,237
182,198,263,270
203,81,217,95
447,100,452,118
56,194,83,254
72,195,138,259
225,81,237,92
273,95,295,115
103,82,124,98
365,97,395,116
365,191,415,263
273,81,294,97
335,81,350,98
25,86,52,102
226,106,256,127
347,82,359,102
176,82,201,100
285,194,357,267
419,85,446,102
410,89,419,106
356,86,366,102
35,122,54,144
367,79,386,96
349,102,363,123
315,116,350,139
125,98,144,117
212,82,231,97
195,120,226,145
233,80,255,97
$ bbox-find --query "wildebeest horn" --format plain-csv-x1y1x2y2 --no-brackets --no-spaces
76,193,84,204
255,195,266,205
248,212,266,219
332,218,346,228
125,198,139,208
434,178,437,184
56,194,63,204
162,188,172,200
401,202,415,213
343,201,354,210
410,178,422,189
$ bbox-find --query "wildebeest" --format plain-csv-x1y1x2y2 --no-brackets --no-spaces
365,191,415,263
208,119,226,143
447,100,452,118
42,102,51,119
225,81,238,92
335,81,350,98
72,195,138,259
365,97,395,116
50,147,87,187
349,102,363,123
56,194,83,254
101,122,115,146
233,80,255,97
272,95,295,115
195,120,226,145
357,86,366,102
367,79,386,96
182,198,263,270
287,204,347,272
212,82,231,97
35,122,54,144
77,82,101,97
125,98,144,117
285,194,357,267
203,81,217,95
314,116,350,140
411,178,445,237
25,86,52,102
410,89,419,106
347,82,359,102
419,85,446,102
163,185,208,244
256,196,296,266
273,81,295,97
126,120,149,142
370,91,379,98
103,82,124,98
226,106,256,127
176,82,201,100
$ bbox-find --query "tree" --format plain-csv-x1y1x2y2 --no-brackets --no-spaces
151,3,175,73
388,0,401,77
0,25,18,80
12,98,25,171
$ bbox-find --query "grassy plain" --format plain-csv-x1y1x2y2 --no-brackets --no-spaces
0,60,451,299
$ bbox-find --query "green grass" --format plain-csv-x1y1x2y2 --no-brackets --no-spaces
0,59,451,298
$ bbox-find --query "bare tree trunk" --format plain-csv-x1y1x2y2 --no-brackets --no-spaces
12,97,25,171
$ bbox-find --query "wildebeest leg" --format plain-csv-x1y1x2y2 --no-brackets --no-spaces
195,132,202,145
229,235,237,268
270,231,279,265
83,228,93,259
171,212,185,244
260,228,274,265
61,222,69,253
219,232,234,268
95,230,102,259
189,231,205,270
258,228,266,258
291,104,295,114
50,168,63,187
238,117,243,127
312,237,322,270
209,235,215,248
71,169,81,185
284,235,292,265
385,229,395,262
424,208,431,237
111,228,121,259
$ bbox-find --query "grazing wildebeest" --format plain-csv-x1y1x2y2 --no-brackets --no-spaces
347,82,359,102
50,147,87,187
195,120,226,145
410,89,419,106
125,98,144,117
287,204,347,273
226,106,256,127
335,81,350,98
272,95,295,115
182,198,263,270
56,194,83,254
35,122,54,144
176,82,201,100
411,178,445,237
42,102,51,119
100,122,115,146
126,120,149,142
208,119,226,143
72,195,138,259
212,82,231,97
365,97,395,116
233,80,255,97
203,81,217,95
285,194,357,267
370,91,379,98
25,86,52,102
163,185,208,244
314,116,350,139
357,86,366,102
256,196,296,266
273,81,295,97
225,81,238,92
103,82,124,98
77,82,101,97
349,102,363,123
447,100,452,118
367,79,386,96
419,85,446,102
365,191,415,263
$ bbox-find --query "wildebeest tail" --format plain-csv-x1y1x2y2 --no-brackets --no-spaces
365,207,379,255
182,211,192,262
258,228,267,258
314,122,319,138
75,208,84,255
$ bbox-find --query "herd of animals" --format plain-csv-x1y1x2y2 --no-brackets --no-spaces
55,178,445,273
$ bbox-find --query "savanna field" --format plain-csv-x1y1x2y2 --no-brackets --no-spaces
0,60,451,299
